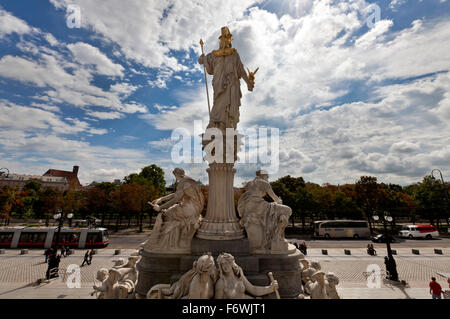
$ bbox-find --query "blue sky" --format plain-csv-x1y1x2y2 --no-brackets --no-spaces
0,0,449,186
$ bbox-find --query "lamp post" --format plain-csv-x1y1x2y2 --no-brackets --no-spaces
431,169,449,227
53,209,74,254
46,209,73,280
0,168,9,177
373,211,399,281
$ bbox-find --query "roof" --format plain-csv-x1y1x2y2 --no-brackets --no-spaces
0,174,67,183
44,169,82,189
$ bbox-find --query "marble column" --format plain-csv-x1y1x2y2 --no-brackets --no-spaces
196,162,244,240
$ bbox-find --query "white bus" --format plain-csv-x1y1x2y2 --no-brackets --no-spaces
313,220,370,239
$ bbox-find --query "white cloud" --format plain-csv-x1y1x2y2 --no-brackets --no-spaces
0,8,31,38
85,111,124,120
50,0,259,71
0,100,105,136
67,42,124,77
389,141,421,154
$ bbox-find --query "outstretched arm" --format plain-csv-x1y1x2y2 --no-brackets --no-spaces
159,188,183,210
236,52,254,91
265,183,282,204
241,269,277,297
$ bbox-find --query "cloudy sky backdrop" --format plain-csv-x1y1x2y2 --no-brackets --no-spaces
0,0,449,186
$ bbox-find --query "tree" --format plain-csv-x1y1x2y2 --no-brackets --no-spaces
125,164,166,197
271,175,311,228
0,186,17,225
412,175,447,227
355,176,381,232
116,182,157,232
38,187,63,226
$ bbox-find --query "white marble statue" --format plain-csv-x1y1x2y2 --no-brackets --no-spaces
310,260,321,271
145,168,205,253
91,268,109,299
111,258,126,268
237,170,293,254
147,253,278,299
325,272,341,299
91,268,134,299
215,253,278,299
114,256,140,293
198,26,256,131
301,261,318,295
306,271,328,299
91,255,140,299
147,254,218,299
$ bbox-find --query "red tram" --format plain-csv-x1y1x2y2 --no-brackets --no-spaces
0,226,109,248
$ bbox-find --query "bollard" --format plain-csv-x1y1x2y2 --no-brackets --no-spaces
412,249,420,255
434,249,443,255
344,249,351,255
321,249,328,255
0,249,5,254
20,249,29,255
114,249,121,255
391,250,397,255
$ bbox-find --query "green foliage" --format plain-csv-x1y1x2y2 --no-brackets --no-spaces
124,164,166,196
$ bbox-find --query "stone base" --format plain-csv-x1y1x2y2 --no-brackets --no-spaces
135,238,303,299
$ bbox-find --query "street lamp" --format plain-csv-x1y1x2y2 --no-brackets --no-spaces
373,211,399,281
0,168,9,177
53,209,74,252
47,209,73,280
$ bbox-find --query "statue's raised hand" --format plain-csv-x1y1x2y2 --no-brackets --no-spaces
271,280,279,292
198,54,206,65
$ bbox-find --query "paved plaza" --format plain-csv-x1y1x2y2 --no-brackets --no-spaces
0,248,449,299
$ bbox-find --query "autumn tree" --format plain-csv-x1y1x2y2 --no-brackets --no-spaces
0,186,17,225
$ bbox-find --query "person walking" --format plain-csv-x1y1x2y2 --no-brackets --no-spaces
60,246,66,258
88,249,94,265
429,277,443,299
81,250,90,267
44,248,50,263
65,245,71,256
299,242,307,255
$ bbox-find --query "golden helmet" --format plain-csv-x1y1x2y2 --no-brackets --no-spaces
219,26,232,39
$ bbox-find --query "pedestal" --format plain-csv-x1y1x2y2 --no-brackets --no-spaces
135,240,304,299
196,163,244,240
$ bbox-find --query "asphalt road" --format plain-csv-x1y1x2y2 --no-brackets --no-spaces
107,232,450,249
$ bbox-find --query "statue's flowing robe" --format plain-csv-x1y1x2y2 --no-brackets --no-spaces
203,51,247,129
147,177,205,251
237,177,292,249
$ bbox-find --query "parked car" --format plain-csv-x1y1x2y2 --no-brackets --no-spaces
399,224,439,239
371,234,396,243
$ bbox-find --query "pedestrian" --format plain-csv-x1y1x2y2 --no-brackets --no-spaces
81,250,90,267
429,277,443,299
65,245,71,256
44,248,50,263
88,249,94,265
299,241,307,255
60,246,66,258
46,253,61,280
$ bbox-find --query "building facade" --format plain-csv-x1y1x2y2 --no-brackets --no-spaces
0,174,68,191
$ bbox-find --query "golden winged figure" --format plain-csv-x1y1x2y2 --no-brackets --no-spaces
247,67,259,86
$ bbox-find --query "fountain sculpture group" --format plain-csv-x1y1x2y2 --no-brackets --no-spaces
91,27,341,299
